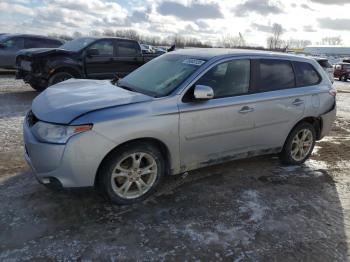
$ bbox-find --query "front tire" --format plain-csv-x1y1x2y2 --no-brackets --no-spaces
48,72,74,86
280,122,316,165
98,143,165,205
340,74,347,82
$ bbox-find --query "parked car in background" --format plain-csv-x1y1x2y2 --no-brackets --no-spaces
140,44,154,54
16,37,160,91
314,57,334,83
334,62,350,81
0,34,63,69
154,47,167,55
24,49,336,204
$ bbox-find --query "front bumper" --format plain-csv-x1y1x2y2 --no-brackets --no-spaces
23,119,116,188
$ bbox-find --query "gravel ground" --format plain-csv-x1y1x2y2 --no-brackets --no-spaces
1,75,350,261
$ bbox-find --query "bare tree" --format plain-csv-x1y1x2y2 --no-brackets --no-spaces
103,29,115,37
267,23,284,49
73,31,83,38
219,33,246,48
320,36,342,45
285,39,312,49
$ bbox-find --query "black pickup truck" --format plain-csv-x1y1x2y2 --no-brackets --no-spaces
16,37,160,91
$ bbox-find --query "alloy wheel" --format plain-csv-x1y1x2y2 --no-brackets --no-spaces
111,152,158,199
290,129,313,162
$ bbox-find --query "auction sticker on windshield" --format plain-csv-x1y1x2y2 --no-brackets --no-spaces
182,59,206,66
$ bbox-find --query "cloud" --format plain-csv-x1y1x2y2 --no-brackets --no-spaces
318,18,350,31
303,25,317,32
310,0,350,4
157,1,223,20
251,23,273,33
301,4,314,10
233,0,283,17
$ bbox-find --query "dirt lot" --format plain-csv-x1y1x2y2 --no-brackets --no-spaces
0,75,350,261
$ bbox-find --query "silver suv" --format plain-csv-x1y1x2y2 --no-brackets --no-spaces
24,49,336,204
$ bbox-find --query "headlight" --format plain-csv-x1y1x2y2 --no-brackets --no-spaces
31,121,92,144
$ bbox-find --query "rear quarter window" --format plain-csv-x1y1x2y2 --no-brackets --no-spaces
317,60,332,68
256,59,295,92
293,61,321,87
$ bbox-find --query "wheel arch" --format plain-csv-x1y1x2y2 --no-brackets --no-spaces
50,66,82,78
285,117,322,147
94,137,172,187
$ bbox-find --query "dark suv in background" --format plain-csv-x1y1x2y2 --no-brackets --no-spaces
0,34,63,69
16,37,161,91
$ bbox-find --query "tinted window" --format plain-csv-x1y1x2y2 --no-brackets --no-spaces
293,61,321,86
2,37,24,50
118,41,139,56
196,60,250,98
257,59,295,91
343,64,350,70
317,60,332,68
44,39,63,47
88,40,114,56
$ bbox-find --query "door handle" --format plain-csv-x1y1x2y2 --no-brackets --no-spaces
292,99,304,106
239,106,254,113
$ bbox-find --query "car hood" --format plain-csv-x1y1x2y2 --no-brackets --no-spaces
17,48,75,57
32,79,153,124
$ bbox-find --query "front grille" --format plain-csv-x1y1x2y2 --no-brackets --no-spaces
27,110,38,127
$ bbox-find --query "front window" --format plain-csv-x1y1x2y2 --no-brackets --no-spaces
117,54,206,97
88,40,114,56
60,37,96,52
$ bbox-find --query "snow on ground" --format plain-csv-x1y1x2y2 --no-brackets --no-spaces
0,75,350,260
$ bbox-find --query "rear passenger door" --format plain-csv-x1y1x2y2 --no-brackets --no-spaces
115,40,143,77
250,59,305,150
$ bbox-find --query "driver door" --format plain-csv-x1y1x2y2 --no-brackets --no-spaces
85,39,118,79
178,59,256,170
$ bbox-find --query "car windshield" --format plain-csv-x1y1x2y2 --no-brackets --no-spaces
59,37,96,52
117,54,206,97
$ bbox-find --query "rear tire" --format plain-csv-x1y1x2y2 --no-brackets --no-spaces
340,74,347,82
280,122,316,165
98,143,165,205
48,72,74,86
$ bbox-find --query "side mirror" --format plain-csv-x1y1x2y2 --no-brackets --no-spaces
194,85,214,100
86,48,99,57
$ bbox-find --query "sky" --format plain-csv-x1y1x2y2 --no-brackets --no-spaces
0,0,350,46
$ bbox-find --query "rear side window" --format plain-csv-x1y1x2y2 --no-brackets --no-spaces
293,61,321,86
257,59,295,92
317,60,332,68
118,41,139,57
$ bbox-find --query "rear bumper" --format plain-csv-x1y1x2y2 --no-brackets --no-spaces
320,103,337,139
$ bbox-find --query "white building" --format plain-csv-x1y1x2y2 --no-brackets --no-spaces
304,45,350,57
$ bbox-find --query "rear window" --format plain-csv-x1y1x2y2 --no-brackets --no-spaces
118,41,139,57
317,60,332,68
257,59,295,92
293,61,321,86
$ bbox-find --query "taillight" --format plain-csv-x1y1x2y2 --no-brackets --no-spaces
329,88,337,97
